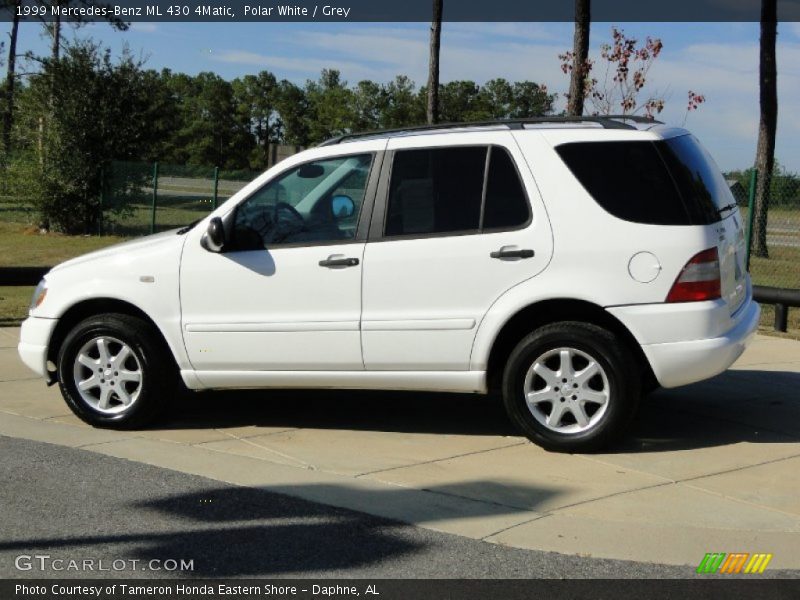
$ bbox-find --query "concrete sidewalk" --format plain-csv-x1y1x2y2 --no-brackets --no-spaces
1,326,799,570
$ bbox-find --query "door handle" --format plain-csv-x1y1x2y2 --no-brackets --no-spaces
319,256,360,268
490,247,535,260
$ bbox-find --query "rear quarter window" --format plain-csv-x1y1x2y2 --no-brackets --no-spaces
556,141,692,225
659,135,734,224
556,135,727,226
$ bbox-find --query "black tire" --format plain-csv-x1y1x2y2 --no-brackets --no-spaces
502,321,641,453
57,313,175,429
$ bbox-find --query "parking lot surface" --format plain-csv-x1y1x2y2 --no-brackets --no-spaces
2,435,721,578
1,327,799,570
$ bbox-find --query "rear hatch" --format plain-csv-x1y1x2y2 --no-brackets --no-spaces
658,134,748,314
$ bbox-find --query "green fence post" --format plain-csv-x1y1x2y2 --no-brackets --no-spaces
150,161,159,235
212,166,219,210
745,169,758,272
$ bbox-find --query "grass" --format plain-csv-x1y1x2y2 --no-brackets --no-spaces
758,304,800,341
749,245,800,290
0,205,798,336
0,221,130,326
0,195,220,324
0,286,33,326
0,221,128,267
100,202,211,237
1,191,227,238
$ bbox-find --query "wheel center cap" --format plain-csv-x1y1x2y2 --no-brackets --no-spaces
104,369,113,378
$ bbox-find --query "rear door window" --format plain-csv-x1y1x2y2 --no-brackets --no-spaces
384,146,530,237
385,146,486,236
483,146,531,230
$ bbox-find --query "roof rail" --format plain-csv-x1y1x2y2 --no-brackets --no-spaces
318,115,663,146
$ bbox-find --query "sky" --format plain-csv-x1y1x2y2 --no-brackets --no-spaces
2,19,800,172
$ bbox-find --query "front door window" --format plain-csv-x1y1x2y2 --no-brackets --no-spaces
233,154,373,249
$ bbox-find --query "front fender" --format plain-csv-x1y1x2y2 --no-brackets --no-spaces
32,235,189,370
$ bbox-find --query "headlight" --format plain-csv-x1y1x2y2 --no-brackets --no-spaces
30,279,48,311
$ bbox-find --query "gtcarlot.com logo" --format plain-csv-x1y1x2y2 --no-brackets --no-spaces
15,554,194,572
696,552,773,574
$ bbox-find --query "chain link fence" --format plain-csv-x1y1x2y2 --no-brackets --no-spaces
94,146,306,236
2,154,798,329
736,173,800,292
0,150,302,238
99,161,261,237
3,157,799,289
733,170,800,334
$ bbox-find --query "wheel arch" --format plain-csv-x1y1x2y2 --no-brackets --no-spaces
47,298,180,382
483,298,656,394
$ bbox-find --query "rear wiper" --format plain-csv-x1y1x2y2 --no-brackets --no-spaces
177,219,202,235
717,202,738,215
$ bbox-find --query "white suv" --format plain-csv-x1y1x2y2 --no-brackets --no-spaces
18,117,760,452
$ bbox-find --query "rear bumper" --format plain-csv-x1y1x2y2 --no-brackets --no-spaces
639,299,760,388
18,316,58,379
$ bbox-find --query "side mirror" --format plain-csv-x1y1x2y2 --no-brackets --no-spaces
203,216,226,252
331,195,355,219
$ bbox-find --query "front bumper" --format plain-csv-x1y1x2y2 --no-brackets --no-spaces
639,299,760,388
18,316,58,379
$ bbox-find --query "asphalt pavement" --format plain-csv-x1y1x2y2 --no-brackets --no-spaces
3,327,800,575
0,435,751,580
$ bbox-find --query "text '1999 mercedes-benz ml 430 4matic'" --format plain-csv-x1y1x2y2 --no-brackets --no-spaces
19,116,760,452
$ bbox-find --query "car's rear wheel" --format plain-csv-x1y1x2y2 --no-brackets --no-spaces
502,321,640,452
57,313,174,429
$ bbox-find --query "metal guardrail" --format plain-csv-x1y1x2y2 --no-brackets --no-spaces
0,267,49,286
753,285,800,333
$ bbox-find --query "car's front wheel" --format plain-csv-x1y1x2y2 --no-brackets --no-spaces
57,313,174,429
502,321,640,452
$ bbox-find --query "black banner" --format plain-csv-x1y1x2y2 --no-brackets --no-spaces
2,0,800,23
4,579,800,600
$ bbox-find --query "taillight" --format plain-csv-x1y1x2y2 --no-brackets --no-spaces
666,247,721,303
